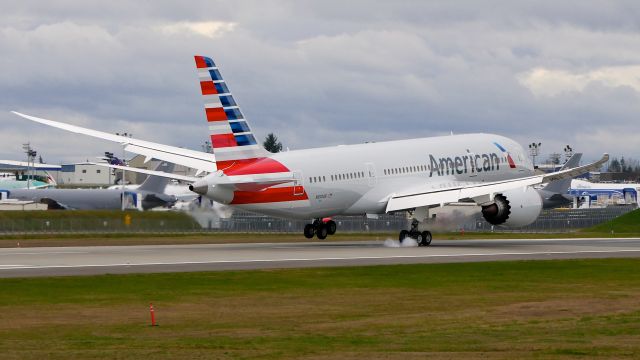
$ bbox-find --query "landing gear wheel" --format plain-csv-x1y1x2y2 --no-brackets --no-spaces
421,231,432,246
303,224,315,239
415,231,424,246
326,220,337,235
316,224,328,240
399,230,409,243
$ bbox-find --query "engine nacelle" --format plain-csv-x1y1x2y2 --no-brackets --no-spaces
481,187,542,228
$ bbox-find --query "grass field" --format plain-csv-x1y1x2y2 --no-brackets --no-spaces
586,208,640,233
0,258,639,359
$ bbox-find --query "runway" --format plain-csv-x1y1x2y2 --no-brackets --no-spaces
0,238,639,277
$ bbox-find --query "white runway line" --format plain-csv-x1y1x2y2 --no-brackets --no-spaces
0,251,89,256
1,249,639,271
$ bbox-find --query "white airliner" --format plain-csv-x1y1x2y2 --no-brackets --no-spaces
12,55,608,245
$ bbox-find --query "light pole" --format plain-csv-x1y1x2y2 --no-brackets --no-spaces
563,145,573,163
528,142,541,168
28,149,36,186
115,132,132,211
22,143,36,189
104,152,114,185
22,143,30,188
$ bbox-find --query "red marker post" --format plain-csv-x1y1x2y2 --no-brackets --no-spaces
149,303,158,326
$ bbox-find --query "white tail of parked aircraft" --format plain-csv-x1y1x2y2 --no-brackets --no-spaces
11,55,608,244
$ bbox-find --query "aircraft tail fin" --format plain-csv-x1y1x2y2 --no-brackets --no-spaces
194,55,268,172
44,171,57,187
542,153,582,193
137,161,175,193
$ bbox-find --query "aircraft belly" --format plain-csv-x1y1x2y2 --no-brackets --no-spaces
233,185,362,219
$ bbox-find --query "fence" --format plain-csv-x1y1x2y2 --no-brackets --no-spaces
0,205,635,235
471,205,636,233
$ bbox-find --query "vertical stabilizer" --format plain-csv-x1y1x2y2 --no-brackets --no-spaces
137,161,175,193
194,56,267,172
542,153,583,193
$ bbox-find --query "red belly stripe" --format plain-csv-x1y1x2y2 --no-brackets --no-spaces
220,157,290,175
231,186,308,204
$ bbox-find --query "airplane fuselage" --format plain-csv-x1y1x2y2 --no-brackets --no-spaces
214,133,535,219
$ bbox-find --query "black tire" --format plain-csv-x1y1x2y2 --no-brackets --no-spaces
326,220,337,235
399,230,409,243
415,231,424,246
317,224,328,240
421,231,432,246
303,224,315,239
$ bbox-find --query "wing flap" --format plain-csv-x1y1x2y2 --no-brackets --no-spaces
386,177,542,212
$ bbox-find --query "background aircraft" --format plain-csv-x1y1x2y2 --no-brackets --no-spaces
11,55,608,243
537,153,583,209
0,160,59,189
0,162,176,210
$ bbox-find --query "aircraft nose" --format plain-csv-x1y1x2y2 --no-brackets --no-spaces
189,181,208,195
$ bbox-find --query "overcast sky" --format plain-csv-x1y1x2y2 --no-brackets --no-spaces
1,1,639,165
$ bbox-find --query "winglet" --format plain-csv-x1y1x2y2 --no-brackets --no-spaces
541,153,609,183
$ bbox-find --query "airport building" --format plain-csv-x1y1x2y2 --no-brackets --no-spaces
569,179,640,208
57,163,112,185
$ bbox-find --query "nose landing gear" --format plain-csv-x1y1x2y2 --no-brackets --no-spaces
303,219,337,240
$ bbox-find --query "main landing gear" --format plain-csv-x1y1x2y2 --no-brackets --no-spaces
304,219,337,240
399,219,432,246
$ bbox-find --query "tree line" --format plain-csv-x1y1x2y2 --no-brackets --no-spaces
608,157,640,173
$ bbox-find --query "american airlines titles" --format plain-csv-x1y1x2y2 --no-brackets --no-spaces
429,152,501,177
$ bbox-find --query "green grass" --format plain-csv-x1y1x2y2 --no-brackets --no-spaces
584,208,640,233
1,259,639,359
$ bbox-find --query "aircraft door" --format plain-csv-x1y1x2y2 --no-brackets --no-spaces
366,163,377,187
292,171,304,196
0,190,8,200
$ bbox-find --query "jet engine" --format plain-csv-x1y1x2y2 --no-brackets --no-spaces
481,187,543,228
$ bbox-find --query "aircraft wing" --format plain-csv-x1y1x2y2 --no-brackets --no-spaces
385,154,608,212
0,160,61,170
12,112,217,173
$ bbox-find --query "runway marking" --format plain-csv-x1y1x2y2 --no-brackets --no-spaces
0,251,89,256
0,249,639,271
0,265,29,269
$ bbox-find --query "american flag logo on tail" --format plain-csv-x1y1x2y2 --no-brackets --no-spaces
195,56,268,171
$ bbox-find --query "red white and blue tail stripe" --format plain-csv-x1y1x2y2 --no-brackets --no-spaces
195,55,268,169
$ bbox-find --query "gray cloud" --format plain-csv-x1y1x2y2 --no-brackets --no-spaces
1,1,640,165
